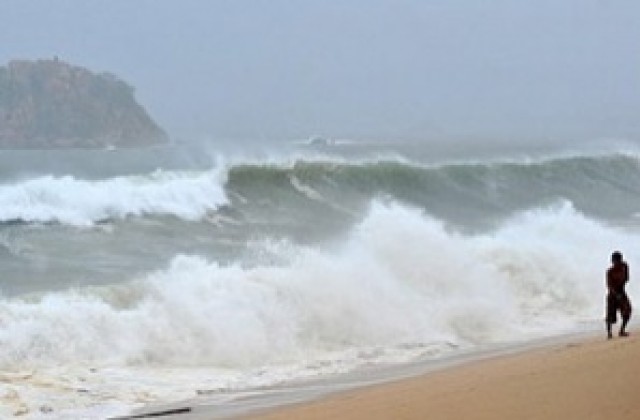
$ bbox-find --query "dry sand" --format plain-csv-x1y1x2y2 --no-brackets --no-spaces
245,333,640,420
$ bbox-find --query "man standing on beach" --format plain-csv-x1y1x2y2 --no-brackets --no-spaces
606,251,632,339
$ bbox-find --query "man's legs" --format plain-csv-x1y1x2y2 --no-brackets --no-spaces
619,319,629,337
619,299,631,337
606,294,616,339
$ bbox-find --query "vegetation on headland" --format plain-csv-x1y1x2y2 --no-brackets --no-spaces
0,59,168,149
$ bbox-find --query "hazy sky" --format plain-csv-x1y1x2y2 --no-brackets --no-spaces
1,0,639,144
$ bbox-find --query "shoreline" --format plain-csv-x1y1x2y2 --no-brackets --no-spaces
245,332,639,420
119,328,612,419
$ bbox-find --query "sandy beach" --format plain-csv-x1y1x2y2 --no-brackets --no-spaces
244,333,640,420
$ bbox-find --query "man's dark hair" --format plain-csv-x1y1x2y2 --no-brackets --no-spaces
612,251,623,263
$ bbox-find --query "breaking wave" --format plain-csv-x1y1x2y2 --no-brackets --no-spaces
1,200,634,370
1,152,640,228
0,169,227,226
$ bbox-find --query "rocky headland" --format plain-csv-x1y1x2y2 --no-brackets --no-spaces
0,59,168,148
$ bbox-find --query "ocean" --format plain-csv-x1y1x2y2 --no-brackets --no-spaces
0,141,639,418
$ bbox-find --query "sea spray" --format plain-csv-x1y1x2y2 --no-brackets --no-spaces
0,200,632,372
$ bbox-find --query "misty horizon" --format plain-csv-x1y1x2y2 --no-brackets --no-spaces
1,1,638,145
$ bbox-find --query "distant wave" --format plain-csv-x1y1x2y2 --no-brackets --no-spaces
0,169,227,226
224,153,640,225
1,152,639,227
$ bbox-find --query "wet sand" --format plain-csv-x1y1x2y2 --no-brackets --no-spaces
245,333,640,420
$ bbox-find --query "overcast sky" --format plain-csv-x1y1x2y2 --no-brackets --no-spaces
1,0,639,144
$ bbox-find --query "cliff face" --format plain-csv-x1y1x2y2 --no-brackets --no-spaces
0,59,168,148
